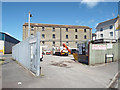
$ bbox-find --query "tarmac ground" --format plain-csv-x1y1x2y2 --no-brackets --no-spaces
2,54,118,88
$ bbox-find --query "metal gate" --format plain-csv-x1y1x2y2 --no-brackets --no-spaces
12,32,40,76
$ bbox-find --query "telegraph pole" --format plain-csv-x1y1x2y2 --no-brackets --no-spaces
28,12,30,37
60,28,62,46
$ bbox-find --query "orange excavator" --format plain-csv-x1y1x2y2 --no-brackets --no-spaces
52,43,71,56
62,43,71,54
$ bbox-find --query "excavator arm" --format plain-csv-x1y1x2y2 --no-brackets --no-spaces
63,43,71,54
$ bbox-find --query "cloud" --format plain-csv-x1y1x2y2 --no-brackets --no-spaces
81,0,104,8
75,20,85,26
112,13,115,17
88,19,95,23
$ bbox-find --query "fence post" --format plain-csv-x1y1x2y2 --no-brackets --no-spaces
36,32,40,76
105,54,107,63
88,42,90,65
112,53,114,62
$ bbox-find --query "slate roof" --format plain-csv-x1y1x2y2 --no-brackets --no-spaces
96,17,118,29
23,23,92,29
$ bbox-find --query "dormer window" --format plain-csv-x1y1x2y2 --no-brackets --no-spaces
110,25,113,29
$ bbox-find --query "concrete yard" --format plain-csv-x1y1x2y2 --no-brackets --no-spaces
2,54,118,88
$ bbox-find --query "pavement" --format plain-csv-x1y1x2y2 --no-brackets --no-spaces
0,54,3,89
2,54,119,88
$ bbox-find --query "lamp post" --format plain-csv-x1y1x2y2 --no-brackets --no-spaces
28,12,32,37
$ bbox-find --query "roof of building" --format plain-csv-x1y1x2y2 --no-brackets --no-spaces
0,32,20,43
96,17,118,29
23,23,92,29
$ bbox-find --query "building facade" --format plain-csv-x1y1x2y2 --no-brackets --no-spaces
0,32,20,55
23,23,92,50
95,16,120,41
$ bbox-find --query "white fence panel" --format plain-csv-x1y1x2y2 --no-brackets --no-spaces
12,32,40,76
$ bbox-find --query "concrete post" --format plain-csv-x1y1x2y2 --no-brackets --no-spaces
36,32,40,76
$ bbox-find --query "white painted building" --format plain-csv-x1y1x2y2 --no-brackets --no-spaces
95,16,120,41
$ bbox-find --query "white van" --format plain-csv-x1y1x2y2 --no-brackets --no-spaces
40,46,43,61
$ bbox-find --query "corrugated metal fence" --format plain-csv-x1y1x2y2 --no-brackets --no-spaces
12,32,40,76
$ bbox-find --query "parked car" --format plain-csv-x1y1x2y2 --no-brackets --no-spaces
42,51,45,55
46,51,51,55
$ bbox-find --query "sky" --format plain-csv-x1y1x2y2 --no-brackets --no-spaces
2,2,119,41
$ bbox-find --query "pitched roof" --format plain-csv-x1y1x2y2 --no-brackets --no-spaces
23,23,92,29
96,17,118,29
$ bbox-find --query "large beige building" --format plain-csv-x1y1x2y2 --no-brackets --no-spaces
23,23,92,49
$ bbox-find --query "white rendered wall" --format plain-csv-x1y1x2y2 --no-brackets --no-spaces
0,40,4,55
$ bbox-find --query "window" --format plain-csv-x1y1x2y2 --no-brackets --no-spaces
53,41,55,45
53,27,55,32
100,34,103,38
110,25,113,29
66,41,69,46
42,27,45,31
42,41,45,44
66,28,68,32
24,26,26,28
75,41,77,44
110,32,113,36
100,28,103,31
31,26,34,28
53,34,55,38
84,35,86,39
66,35,68,39
31,28,34,31
75,35,78,39
84,29,86,32
30,26,34,31
75,29,77,32
42,34,45,38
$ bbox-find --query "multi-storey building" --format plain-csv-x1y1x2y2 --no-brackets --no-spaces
23,23,92,49
95,16,120,41
0,32,20,55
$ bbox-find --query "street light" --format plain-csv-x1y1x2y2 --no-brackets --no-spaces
28,12,32,37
